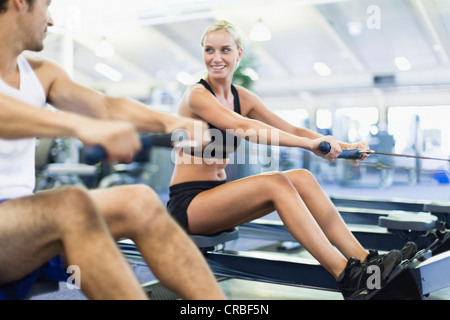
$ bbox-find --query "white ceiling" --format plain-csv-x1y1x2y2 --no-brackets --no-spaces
36,0,450,104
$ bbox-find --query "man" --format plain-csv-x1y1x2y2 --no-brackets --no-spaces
0,0,224,300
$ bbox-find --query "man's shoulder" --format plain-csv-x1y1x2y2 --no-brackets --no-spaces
22,54,55,71
21,55,65,89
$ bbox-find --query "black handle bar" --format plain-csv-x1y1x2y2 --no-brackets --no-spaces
318,142,363,160
82,133,180,165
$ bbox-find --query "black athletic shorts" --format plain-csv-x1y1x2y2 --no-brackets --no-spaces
167,180,226,231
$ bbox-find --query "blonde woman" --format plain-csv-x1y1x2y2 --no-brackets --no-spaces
167,20,415,299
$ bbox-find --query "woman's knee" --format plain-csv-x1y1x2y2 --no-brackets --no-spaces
286,169,318,185
265,171,293,184
260,171,297,198
260,170,321,202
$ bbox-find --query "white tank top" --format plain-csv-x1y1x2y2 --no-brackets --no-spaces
0,55,46,199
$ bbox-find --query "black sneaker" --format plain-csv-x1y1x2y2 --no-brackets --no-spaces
336,258,367,299
337,250,402,299
369,249,402,284
363,249,381,264
364,242,417,264
400,242,418,260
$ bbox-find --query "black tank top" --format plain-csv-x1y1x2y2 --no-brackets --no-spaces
198,79,242,159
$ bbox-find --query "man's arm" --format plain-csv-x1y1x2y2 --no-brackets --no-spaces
35,58,207,138
0,92,141,163
0,93,79,139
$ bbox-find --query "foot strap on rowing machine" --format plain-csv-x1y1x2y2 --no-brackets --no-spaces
427,228,450,256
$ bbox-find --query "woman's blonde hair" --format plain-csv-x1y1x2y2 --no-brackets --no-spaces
201,20,242,50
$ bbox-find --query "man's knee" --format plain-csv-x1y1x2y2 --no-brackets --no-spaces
113,184,168,224
56,186,94,208
123,184,164,214
111,184,173,238
53,186,104,232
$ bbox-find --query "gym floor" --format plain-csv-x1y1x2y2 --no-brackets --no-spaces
30,176,450,300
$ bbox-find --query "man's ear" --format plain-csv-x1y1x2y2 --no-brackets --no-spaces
11,0,28,13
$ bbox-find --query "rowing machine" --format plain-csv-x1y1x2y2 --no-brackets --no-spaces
81,131,195,165
318,141,450,162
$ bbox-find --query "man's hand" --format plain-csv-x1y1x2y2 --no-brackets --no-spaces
76,118,141,163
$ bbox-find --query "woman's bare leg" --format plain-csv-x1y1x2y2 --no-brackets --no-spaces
186,172,348,278
284,169,368,262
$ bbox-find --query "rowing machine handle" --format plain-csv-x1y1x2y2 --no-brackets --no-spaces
318,142,363,160
82,133,173,165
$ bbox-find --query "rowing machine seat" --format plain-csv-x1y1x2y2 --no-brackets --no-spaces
378,212,437,233
424,202,450,224
190,228,239,252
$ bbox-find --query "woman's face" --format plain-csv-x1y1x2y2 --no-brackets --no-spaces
203,29,242,80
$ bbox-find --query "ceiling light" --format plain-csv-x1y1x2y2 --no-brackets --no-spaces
95,63,122,82
313,62,331,76
347,21,363,36
394,56,411,71
433,44,442,52
95,38,115,58
250,20,272,42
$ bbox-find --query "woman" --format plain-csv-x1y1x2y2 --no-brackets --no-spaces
167,20,414,299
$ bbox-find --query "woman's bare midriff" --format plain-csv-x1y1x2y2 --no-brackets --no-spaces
170,152,229,185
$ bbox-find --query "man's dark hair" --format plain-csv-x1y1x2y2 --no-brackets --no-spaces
0,0,35,14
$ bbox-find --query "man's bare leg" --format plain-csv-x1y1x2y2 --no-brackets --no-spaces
90,185,225,300
0,187,148,300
